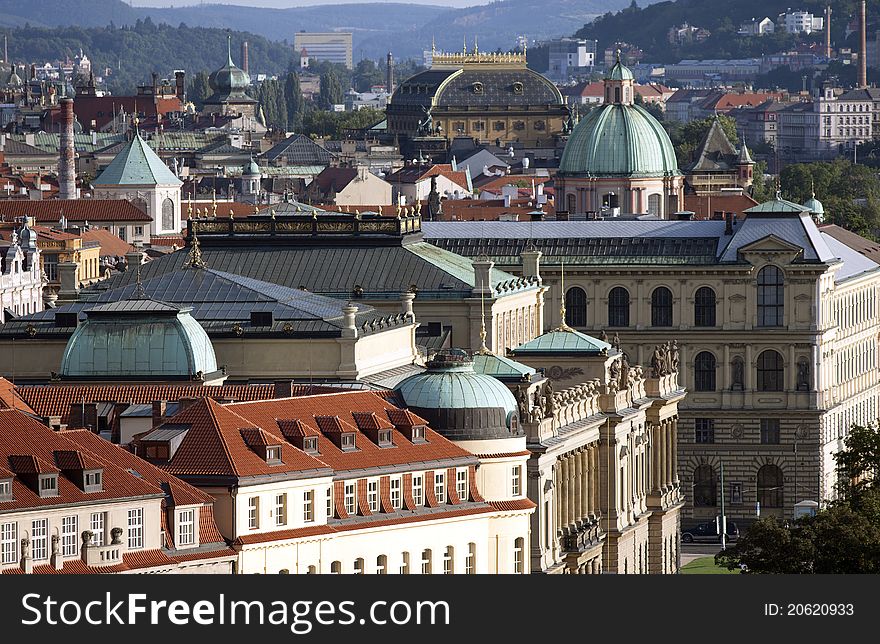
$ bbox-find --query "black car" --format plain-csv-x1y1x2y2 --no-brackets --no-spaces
681,520,739,543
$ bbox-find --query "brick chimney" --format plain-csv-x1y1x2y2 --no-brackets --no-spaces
860,0,868,88
58,98,76,199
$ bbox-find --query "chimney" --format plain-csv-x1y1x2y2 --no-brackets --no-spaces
521,248,542,280
341,303,358,338
69,402,97,431
151,401,167,428
125,250,144,270
400,291,415,320
241,41,249,75
151,71,158,94
57,262,80,301
471,257,494,296
825,5,832,59
175,70,186,102
860,0,868,88
58,98,76,199
274,381,295,398
724,211,734,235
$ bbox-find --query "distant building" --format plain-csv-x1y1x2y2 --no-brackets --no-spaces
733,99,789,147
668,23,711,45
778,11,824,34
663,59,761,87
547,38,597,81
0,217,42,322
738,17,776,36
293,32,353,70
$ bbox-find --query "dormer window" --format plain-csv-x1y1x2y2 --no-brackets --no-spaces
512,81,524,95
39,474,58,498
303,437,319,454
0,479,11,502
84,469,103,493
378,430,393,447
340,433,356,451
411,426,426,443
145,443,170,460
266,445,282,464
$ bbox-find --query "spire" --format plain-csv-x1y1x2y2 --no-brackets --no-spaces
810,178,816,199
134,264,146,299
616,48,622,64
227,33,234,67
477,281,490,355
555,263,574,332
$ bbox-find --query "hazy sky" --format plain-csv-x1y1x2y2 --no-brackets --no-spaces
132,1,487,8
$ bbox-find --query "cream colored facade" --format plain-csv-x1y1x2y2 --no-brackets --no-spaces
508,339,684,574
423,210,880,526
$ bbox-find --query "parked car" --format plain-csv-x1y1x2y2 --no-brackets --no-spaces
681,520,739,543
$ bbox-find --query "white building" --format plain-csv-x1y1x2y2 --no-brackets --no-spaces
778,11,824,34
133,390,534,574
547,38,597,81
0,218,42,323
738,17,776,36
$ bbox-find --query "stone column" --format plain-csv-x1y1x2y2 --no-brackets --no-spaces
659,420,667,491
667,420,675,487
745,344,754,391
723,344,730,391
559,458,568,529
580,449,589,520
573,450,583,524
568,454,577,529
672,417,679,484
553,464,561,536
592,446,599,519
653,424,661,492
788,344,796,391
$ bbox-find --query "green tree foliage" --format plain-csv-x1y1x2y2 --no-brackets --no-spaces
664,115,738,167
352,59,384,93
187,70,211,110
301,107,385,139
318,70,344,110
780,159,880,239
750,160,774,203
716,424,880,573
256,77,288,132
283,72,304,132
1,22,294,95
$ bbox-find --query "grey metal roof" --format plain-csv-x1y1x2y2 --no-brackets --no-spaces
140,425,190,441
718,213,835,263
85,299,181,315
262,134,337,166
822,233,878,282
119,403,154,418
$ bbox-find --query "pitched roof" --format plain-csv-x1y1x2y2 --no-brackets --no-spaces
819,223,880,264
686,118,739,172
262,134,337,166
154,392,474,480
0,199,152,223
719,209,835,263
0,377,35,414
93,132,183,187
511,329,611,355
81,227,140,257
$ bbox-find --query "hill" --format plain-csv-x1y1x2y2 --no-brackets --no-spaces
0,0,659,61
575,0,872,63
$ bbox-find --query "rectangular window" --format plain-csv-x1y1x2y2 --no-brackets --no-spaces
90,512,105,546
443,547,453,574
266,446,281,464
465,544,476,574
511,466,522,496
434,472,446,504
367,480,379,512
456,469,468,502
248,497,260,529
514,537,524,573
341,434,356,450
61,515,78,557
344,482,356,515
0,479,10,499
421,549,432,574
303,490,314,523
128,508,144,549
390,477,402,510
1,522,17,564
695,419,715,444
40,476,57,495
730,482,743,504
413,474,424,506
275,494,287,526
178,509,195,546
134,226,144,236
84,471,102,491
326,487,333,519
32,518,48,560
760,419,781,444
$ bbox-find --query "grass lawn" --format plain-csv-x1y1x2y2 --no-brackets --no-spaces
680,556,741,575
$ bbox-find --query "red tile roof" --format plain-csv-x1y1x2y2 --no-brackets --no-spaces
489,498,537,511
81,227,140,257
473,451,532,459
0,199,152,223
17,383,277,424
0,378,35,414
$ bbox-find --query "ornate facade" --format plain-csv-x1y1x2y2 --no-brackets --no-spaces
423,198,880,527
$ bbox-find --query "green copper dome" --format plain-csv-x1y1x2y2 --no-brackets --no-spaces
395,349,520,441
803,195,824,216
607,58,634,81
207,35,251,102
559,104,680,177
243,157,261,177
60,299,218,379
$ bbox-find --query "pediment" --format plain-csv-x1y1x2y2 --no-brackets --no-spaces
737,234,803,263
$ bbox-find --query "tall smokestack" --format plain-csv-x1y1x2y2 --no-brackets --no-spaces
386,51,394,94
241,41,249,75
3,35,7,64
59,98,76,200
825,5,832,59
175,70,185,103
860,0,868,88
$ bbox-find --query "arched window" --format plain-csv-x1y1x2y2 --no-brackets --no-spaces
376,555,387,575
400,552,410,575
757,464,783,508
330,561,341,574
567,193,576,213
647,193,661,215
353,558,364,574
421,548,432,574
514,537,524,573
651,287,673,327
161,198,174,231
694,351,716,392
694,287,716,327
608,287,630,327
757,350,784,392
693,465,716,507
757,266,784,327
443,546,454,574
614,87,621,103
306,565,316,574
466,543,476,574
565,287,587,327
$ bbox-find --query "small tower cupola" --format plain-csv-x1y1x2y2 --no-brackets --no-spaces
605,50,635,106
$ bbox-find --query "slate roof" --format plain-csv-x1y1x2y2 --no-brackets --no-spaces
470,352,536,380
686,118,739,172
262,134,337,166
719,210,835,263
93,131,183,187
0,199,152,223
510,329,610,355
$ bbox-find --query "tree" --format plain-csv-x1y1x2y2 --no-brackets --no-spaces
716,424,880,573
750,160,774,203
257,78,288,131
187,71,211,110
353,58,383,93
284,71,304,131
665,115,738,167
319,70,344,109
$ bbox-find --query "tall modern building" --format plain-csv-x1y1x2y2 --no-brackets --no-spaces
294,32,353,69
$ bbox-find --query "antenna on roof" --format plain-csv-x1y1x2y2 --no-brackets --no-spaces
556,262,574,332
